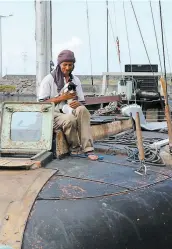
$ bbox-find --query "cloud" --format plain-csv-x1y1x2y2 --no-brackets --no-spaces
52,36,83,62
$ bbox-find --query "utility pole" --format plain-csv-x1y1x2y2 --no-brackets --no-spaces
0,14,13,79
35,0,52,96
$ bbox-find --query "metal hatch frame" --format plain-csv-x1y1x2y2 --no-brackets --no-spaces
0,101,54,152
0,102,55,169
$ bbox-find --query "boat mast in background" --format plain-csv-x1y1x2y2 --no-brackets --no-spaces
106,0,109,88
35,0,52,96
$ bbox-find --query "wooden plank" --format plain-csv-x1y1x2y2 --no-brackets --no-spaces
0,158,45,169
0,168,57,249
0,158,34,168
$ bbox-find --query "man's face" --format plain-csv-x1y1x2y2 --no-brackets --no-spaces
60,62,74,76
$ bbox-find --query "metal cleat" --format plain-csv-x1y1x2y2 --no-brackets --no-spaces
135,160,149,176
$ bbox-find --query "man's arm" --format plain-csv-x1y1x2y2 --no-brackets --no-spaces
44,95,63,104
38,75,75,104
37,75,53,102
40,93,76,104
45,92,76,104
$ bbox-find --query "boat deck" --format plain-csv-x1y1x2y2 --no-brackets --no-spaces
22,132,172,249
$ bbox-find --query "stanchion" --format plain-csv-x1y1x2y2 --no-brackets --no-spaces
135,112,147,175
160,77,172,153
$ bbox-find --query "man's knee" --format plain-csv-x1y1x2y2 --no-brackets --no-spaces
63,114,77,128
76,105,89,115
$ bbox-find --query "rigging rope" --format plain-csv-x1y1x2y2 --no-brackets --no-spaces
123,1,137,104
123,1,132,77
112,0,118,35
163,19,172,84
95,131,165,167
130,0,158,90
159,0,168,103
112,1,123,78
86,0,94,86
149,0,163,76
106,1,122,78
105,1,123,94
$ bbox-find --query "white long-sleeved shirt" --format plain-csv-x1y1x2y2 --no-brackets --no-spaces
37,74,85,111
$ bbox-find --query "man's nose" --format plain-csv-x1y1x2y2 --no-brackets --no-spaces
66,65,70,70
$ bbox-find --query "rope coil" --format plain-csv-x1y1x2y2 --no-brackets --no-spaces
95,131,166,167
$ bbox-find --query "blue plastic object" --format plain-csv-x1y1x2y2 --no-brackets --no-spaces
0,246,13,249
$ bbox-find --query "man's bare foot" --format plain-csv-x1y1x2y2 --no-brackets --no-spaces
87,152,99,161
70,151,101,161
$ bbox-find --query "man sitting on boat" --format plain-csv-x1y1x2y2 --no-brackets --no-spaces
38,49,99,160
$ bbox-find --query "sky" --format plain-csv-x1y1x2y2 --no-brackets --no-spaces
0,0,172,76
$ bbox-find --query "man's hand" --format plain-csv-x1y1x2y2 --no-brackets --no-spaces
61,92,76,101
69,100,81,109
45,92,76,104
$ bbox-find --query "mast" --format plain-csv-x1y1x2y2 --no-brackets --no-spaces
106,0,109,73
106,0,109,85
0,18,2,79
35,0,52,96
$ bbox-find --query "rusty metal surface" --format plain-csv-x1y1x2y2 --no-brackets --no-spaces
23,154,172,249
45,156,169,190
0,102,54,151
0,168,57,249
22,130,172,249
54,120,133,158
23,185,172,249
85,95,121,105
38,174,128,200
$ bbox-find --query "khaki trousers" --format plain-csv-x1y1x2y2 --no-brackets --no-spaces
53,106,94,153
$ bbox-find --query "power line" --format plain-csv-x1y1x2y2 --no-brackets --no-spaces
149,0,163,75
112,1,118,35
123,1,132,75
107,2,122,76
123,1,136,104
130,0,158,90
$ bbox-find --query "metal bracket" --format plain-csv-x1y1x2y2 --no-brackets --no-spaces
5,107,13,112
135,160,149,176
42,106,51,112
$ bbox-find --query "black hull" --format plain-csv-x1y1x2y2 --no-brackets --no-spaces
22,157,172,249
